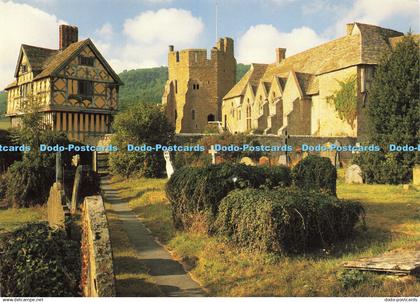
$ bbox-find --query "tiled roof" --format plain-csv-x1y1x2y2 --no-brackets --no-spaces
20,45,58,76
224,63,268,99
224,22,407,100
33,40,87,80
9,39,122,87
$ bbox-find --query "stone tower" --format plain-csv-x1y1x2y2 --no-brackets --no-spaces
162,37,236,133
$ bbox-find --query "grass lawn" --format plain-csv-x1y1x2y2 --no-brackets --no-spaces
109,174,420,297
0,118,10,130
0,206,47,235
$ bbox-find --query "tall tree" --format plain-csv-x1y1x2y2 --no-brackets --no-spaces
356,35,419,184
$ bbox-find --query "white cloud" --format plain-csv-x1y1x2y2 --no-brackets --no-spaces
237,24,325,64
96,22,114,40
0,1,65,89
123,8,203,44
329,0,419,36
103,8,204,72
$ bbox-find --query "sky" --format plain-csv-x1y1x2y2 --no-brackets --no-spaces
0,0,419,88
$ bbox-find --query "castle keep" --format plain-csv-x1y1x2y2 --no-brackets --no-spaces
162,38,236,133
222,23,418,138
5,25,122,144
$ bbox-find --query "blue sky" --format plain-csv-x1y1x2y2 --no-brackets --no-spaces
0,0,419,88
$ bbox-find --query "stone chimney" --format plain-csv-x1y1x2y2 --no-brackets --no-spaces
275,48,286,64
346,23,355,36
59,25,78,50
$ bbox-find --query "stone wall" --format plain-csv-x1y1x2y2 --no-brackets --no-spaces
174,133,357,165
47,182,69,228
81,195,115,297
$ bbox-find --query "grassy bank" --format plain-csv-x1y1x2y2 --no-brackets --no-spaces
109,174,420,296
0,206,47,235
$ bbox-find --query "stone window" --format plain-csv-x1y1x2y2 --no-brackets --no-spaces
176,51,180,62
175,80,178,94
21,64,28,73
207,114,215,122
192,109,196,120
246,105,252,131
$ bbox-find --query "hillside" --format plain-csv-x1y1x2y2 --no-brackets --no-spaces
119,63,250,109
0,63,250,113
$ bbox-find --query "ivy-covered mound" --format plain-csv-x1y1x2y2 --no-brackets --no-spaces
292,155,337,195
165,163,291,231
215,188,365,254
0,223,81,297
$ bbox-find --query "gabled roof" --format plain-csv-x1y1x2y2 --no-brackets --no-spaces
224,63,267,99
295,72,319,96
14,45,58,77
8,39,123,89
34,39,123,85
224,23,407,101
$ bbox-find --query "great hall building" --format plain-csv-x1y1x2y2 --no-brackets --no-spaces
4,25,122,144
222,23,419,138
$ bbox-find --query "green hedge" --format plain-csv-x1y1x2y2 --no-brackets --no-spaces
292,155,337,195
166,163,291,231
215,188,364,254
0,223,81,297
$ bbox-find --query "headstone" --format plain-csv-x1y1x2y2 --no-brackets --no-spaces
208,145,218,165
163,151,174,179
334,139,342,167
413,165,420,186
56,152,63,184
215,155,224,164
240,157,256,166
345,164,363,184
259,156,270,166
278,153,288,166
320,141,336,166
72,154,80,167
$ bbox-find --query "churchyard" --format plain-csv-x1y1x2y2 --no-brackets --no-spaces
106,170,420,296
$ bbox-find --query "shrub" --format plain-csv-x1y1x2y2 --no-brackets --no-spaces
109,103,174,178
5,154,55,207
166,163,291,231
292,155,337,195
0,223,81,297
215,188,365,254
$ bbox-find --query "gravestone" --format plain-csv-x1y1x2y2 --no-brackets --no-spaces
72,154,80,167
259,156,270,166
56,152,63,184
215,155,224,164
240,157,256,166
208,145,217,164
278,153,287,166
320,142,336,166
413,165,420,186
345,164,363,184
163,151,174,179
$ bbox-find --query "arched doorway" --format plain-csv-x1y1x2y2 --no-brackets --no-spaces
207,114,215,122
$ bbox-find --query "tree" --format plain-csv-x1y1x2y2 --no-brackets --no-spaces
355,35,420,184
5,101,70,207
109,103,174,178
